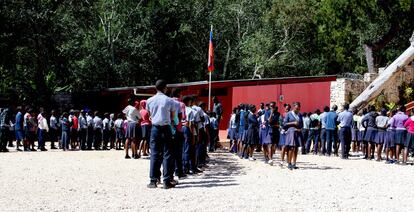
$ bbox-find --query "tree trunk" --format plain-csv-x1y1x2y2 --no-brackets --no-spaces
350,42,414,110
223,39,231,79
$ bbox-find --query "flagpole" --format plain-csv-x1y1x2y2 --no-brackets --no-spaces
208,25,213,111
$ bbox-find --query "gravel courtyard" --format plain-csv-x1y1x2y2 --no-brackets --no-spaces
1,149,414,211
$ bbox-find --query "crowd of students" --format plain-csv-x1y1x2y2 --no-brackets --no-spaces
227,102,414,169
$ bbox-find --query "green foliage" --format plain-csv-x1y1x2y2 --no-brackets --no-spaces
1,0,414,107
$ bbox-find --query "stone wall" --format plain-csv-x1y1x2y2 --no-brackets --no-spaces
330,64,414,108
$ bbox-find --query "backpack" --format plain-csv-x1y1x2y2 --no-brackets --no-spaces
311,117,319,128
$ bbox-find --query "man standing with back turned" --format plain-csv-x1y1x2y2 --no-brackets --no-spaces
146,79,176,189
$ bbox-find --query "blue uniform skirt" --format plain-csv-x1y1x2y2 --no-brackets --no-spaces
238,126,246,142
358,130,366,142
351,128,358,141
404,132,414,148
395,130,407,146
246,128,259,146
284,128,301,147
375,130,387,145
260,127,272,145
384,129,395,148
270,127,280,145
228,128,238,140
125,121,137,139
364,128,377,143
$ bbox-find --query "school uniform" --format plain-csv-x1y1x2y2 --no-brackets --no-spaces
114,119,124,141
392,112,409,147
356,115,366,143
301,116,310,154
86,114,94,150
403,116,414,150
362,112,378,143
171,97,185,177
14,111,24,143
238,110,247,142
283,111,303,147
146,91,176,184
385,118,396,149
182,106,195,173
0,109,12,152
228,114,238,141
259,111,271,145
102,118,110,149
49,115,59,149
269,111,281,146
123,105,141,140
78,115,88,150
209,116,219,152
337,110,353,158
37,114,49,150
93,116,103,150
246,112,259,146
351,115,360,142
319,112,327,154
306,113,320,154
324,111,338,156
375,115,389,145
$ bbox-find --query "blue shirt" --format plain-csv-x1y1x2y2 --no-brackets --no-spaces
324,111,338,130
15,112,23,131
337,110,353,128
146,92,176,126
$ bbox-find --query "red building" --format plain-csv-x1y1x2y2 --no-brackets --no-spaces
103,75,336,130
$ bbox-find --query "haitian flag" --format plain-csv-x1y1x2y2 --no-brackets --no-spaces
208,26,214,72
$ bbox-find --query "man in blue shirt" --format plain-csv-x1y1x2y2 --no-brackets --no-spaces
14,106,24,151
337,103,353,159
146,79,176,189
323,106,338,156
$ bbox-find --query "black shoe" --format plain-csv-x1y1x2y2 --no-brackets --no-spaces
16,148,22,151
170,179,179,186
163,182,176,189
194,168,203,173
31,148,36,151
51,146,57,149
134,155,140,159
288,163,293,170
41,148,47,151
147,182,157,188
177,174,187,179
2,149,9,152
188,170,194,175
125,155,131,159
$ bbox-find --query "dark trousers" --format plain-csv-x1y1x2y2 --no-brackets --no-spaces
320,129,327,154
87,126,94,149
334,129,339,154
94,129,102,150
301,129,309,154
173,130,184,176
339,127,352,158
149,125,173,183
37,129,46,149
103,129,110,148
209,129,218,152
197,129,207,166
182,126,195,172
49,128,58,148
0,128,9,151
79,128,87,150
326,129,335,155
306,129,320,154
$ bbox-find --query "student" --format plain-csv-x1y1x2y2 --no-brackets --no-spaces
146,79,176,189
37,111,49,151
114,113,124,150
14,106,24,151
385,110,397,163
393,105,409,164
279,104,291,164
69,110,79,150
109,113,116,149
306,109,321,155
332,105,340,156
86,111,94,150
351,109,361,153
197,102,210,167
403,108,414,165
337,103,353,159
60,112,71,151
324,105,338,156
245,105,259,161
102,113,110,150
209,112,219,152
78,110,88,150
49,110,59,149
268,102,280,166
26,109,37,151
123,99,141,159
237,104,247,158
182,96,197,175
259,104,272,163
361,105,378,160
358,109,368,158
373,109,388,161
0,108,12,152
228,108,238,153
301,112,310,155
283,102,303,170
171,93,186,179
319,107,329,155
139,100,151,156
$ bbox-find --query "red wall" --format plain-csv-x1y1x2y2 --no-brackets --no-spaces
231,81,331,115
